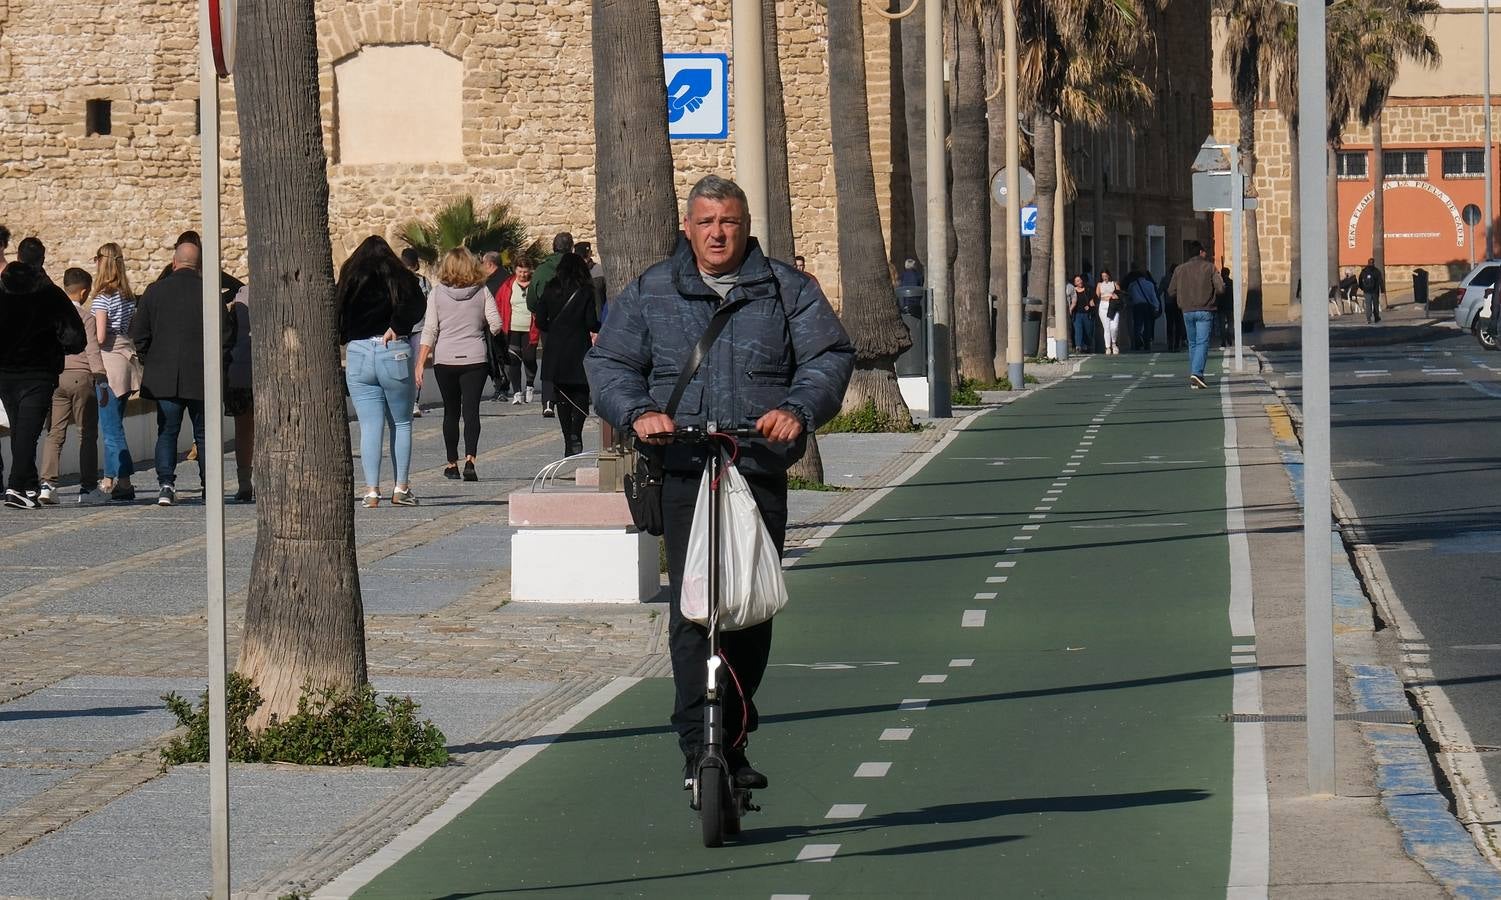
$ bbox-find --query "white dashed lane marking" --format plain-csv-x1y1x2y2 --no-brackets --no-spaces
771,894,812,900
898,698,930,710
1013,535,1032,541
994,561,1016,568
986,576,1007,583
880,727,914,740
825,804,866,819
1022,524,1041,531
855,762,892,778
973,592,997,600
962,610,987,627
1028,514,1046,520
919,675,947,684
796,844,841,862
950,658,975,667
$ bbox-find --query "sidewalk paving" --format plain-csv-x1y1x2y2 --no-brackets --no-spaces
0,355,1480,898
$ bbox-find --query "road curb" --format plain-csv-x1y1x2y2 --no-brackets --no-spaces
1253,355,1501,896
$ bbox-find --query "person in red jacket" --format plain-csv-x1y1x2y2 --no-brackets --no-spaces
495,258,541,408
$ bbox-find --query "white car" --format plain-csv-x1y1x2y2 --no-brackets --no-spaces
1453,260,1501,349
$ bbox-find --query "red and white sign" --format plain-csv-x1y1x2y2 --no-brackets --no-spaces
209,0,236,77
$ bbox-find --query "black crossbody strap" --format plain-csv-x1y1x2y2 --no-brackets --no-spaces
666,303,733,417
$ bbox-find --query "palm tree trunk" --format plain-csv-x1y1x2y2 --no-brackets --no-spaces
828,0,912,425
1327,139,1340,293
1031,111,1058,359
989,86,1008,373
591,0,678,292
764,2,824,483
951,10,993,383
1371,111,1386,304
901,8,927,265
1289,119,1302,308
235,0,366,730
762,0,795,263
886,1,917,269
1237,90,1264,328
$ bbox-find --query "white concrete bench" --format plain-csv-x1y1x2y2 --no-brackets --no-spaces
507,489,659,604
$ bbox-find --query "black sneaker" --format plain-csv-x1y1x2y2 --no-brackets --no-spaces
4,489,39,510
1189,374,1208,390
683,749,700,791
726,747,768,790
443,464,461,480
542,402,556,419
157,485,177,507
233,487,255,503
463,461,478,482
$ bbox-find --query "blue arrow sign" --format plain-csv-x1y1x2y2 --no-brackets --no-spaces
1020,205,1039,237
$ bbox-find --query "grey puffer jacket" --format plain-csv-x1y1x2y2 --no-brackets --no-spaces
585,236,855,476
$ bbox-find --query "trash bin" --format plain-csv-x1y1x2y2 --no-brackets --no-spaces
1413,269,1429,308
1021,297,1044,356
895,287,927,377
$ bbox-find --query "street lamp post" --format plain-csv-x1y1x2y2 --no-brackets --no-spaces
1298,0,1336,796
926,0,952,416
1003,0,1023,390
731,0,768,242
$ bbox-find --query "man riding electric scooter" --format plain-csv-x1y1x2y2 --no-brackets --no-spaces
586,175,854,796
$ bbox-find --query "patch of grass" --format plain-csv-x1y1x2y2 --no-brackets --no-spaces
161,673,449,770
787,476,850,492
818,400,920,434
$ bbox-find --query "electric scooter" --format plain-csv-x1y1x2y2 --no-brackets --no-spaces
656,423,764,848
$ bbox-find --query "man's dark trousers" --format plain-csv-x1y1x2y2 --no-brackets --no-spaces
1364,290,1380,324
153,397,205,487
1131,304,1155,350
662,466,787,756
0,377,58,493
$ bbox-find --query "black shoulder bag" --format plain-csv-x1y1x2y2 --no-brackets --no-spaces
624,305,733,535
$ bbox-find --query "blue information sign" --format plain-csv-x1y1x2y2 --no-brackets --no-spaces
664,53,729,140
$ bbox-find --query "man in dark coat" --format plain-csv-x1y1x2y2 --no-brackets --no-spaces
132,242,231,506
1358,257,1383,324
586,174,855,795
0,237,87,508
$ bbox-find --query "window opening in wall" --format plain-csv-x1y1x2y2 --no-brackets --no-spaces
195,100,201,136
1441,148,1485,179
85,100,112,136
1336,151,1368,179
1382,150,1427,178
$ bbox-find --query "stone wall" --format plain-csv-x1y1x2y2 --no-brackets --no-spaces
0,0,896,308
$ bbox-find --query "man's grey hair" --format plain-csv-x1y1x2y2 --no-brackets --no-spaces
481,250,503,267
686,175,749,211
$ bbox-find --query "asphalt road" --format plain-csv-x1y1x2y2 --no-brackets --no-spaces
1262,328,1501,790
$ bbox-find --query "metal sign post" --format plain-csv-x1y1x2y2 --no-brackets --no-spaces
200,0,233,895
1002,0,1024,391
1298,0,1336,797
730,0,767,242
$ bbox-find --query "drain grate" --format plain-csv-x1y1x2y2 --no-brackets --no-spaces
1223,710,1420,724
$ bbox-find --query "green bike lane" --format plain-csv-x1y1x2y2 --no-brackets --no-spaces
348,353,1243,899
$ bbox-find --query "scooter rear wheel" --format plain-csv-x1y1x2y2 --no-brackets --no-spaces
699,761,727,847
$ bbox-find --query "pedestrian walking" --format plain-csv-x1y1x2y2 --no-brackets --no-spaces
1096,269,1121,354
1161,264,1185,351
0,237,87,509
90,242,143,501
535,252,600,458
337,235,426,508
528,233,575,418
39,268,107,504
1166,242,1225,390
1358,257,1383,324
498,258,541,406
1217,267,1235,348
132,243,234,507
401,248,430,418
575,241,608,320
1068,274,1095,353
224,285,255,502
586,174,855,794
1125,267,1161,351
480,250,511,402
417,247,502,483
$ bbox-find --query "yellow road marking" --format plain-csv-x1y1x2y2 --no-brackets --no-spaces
1265,403,1295,441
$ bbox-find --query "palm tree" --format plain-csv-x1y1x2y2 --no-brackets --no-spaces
235,0,367,729
762,2,825,481
1343,0,1441,290
398,196,540,267
591,0,678,294
1011,0,1157,355
1219,0,1285,327
951,4,995,382
827,0,913,425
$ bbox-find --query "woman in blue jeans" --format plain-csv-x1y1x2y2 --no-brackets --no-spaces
90,243,142,501
336,236,427,508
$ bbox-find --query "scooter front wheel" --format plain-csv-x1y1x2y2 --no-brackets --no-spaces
699,760,727,847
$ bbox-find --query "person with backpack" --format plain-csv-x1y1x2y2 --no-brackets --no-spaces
1126,267,1161,351
1358,258,1383,324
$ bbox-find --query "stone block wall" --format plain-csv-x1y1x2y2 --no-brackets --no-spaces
0,0,898,309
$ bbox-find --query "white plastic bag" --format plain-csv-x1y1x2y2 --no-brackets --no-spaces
681,461,788,630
